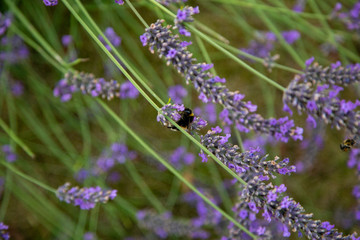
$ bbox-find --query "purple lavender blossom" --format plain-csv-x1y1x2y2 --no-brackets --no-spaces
10,81,24,97
174,6,200,37
1,145,17,162
0,222,10,240
0,35,29,63
283,74,360,135
169,146,195,169
43,0,58,6
0,12,11,36
119,80,139,99
83,232,97,240
168,85,188,104
61,35,72,47
143,20,302,142
293,0,307,13
136,209,208,239
115,0,124,5
305,61,360,86
241,31,276,60
54,71,138,101
281,30,300,44
98,27,121,51
56,182,117,210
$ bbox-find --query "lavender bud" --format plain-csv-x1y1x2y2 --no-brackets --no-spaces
174,6,200,37
56,182,117,210
1,145,17,162
115,0,124,5
98,27,121,51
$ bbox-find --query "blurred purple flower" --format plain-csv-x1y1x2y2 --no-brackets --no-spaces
281,30,300,44
168,85,187,104
83,232,97,240
10,81,24,97
99,27,121,51
1,145,17,162
333,1,360,34
61,35,72,47
56,182,117,210
169,146,195,169
43,0,58,6
115,0,124,5
119,80,139,99
0,222,10,240
293,0,307,12
0,12,11,36
0,35,29,63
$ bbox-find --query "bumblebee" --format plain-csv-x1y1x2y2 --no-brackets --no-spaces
168,107,194,131
340,136,358,152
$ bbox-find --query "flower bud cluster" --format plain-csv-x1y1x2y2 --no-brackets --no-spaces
56,182,117,210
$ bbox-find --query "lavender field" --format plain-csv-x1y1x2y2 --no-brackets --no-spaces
1,0,360,239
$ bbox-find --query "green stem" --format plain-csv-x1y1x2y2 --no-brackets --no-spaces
125,161,165,213
0,161,55,193
0,118,35,158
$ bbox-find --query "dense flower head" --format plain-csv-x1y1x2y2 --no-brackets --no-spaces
168,85,188,104
305,61,360,86
182,190,222,228
137,209,209,239
283,74,360,135
194,103,217,124
0,222,10,240
174,6,200,36
98,27,121,51
143,19,302,142
0,12,11,36
199,126,296,179
0,35,29,63
53,71,139,101
43,0,58,6
56,182,117,210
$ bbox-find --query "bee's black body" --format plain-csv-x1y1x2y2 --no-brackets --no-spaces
169,107,194,131
340,137,357,152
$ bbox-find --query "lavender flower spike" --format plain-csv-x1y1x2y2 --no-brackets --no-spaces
283,74,360,135
43,0,58,6
0,12,11,36
142,19,302,142
54,71,139,101
174,6,200,36
56,182,117,210
305,61,360,86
